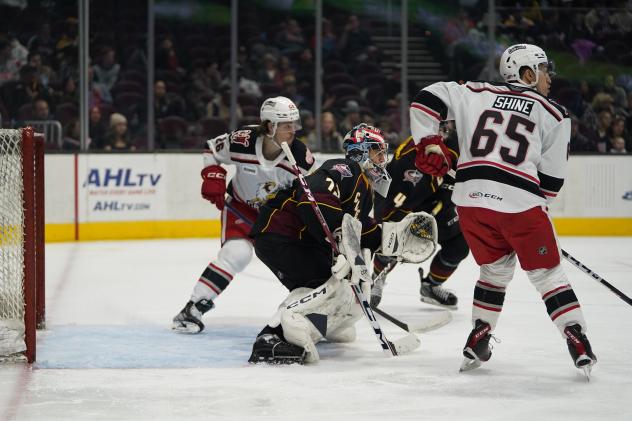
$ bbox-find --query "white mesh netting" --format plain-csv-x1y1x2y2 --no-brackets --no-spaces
0,129,26,357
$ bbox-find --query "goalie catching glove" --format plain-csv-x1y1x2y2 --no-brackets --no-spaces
380,211,438,263
415,135,451,177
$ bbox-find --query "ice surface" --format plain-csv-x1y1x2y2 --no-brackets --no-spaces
1,237,631,420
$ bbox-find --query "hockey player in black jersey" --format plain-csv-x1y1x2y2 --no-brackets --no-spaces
372,130,469,310
248,124,434,364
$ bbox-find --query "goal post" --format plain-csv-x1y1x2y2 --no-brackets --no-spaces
0,127,45,363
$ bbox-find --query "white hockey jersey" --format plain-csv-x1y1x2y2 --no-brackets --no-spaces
203,126,314,210
410,80,570,213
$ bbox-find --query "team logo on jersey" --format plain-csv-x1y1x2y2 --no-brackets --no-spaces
403,169,423,186
332,163,353,178
492,95,534,116
231,130,251,147
247,181,279,209
537,246,548,255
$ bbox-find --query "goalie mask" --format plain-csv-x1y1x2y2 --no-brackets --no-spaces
260,96,302,137
343,123,392,197
499,44,555,88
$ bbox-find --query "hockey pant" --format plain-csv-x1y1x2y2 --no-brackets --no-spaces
472,252,588,337
265,275,363,363
191,239,253,302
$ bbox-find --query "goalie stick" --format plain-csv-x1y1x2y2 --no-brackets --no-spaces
280,142,420,356
371,305,452,333
562,249,632,306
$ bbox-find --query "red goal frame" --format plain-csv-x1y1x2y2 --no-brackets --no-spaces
20,127,46,363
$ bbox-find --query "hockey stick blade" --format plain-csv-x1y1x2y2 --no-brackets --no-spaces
372,305,452,334
408,311,452,333
389,333,421,355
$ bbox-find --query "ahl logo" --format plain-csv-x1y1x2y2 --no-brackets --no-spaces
537,246,548,255
332,163,353,178
622,191,632,200
403,169,423,186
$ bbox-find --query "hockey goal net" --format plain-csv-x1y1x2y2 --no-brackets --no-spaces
0,127,45,363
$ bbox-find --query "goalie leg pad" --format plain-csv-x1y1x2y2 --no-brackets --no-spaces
279,276,343,363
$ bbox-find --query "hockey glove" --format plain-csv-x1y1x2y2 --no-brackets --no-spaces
414,135,451,177
201,165,227,210
380,211,438,263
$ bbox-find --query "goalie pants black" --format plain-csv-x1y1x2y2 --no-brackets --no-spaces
253,233,333,292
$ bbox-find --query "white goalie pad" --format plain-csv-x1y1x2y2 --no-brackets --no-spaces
380,211,438,264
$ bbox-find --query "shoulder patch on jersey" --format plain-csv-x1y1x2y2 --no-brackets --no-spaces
305,148,314,165
230,129,252,147
548,98,570,118
403,169,424,186
332,163,353,178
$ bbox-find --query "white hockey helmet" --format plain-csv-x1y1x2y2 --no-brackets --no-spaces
499,44,553,86
259,96,302,136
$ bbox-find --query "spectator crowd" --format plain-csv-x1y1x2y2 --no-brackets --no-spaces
0,0,630,154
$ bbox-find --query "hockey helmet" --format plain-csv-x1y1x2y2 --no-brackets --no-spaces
342,123,392,197
260,96,302,136
499,44,554,86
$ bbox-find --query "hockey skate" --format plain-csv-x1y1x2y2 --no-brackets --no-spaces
248,333,306,365
172,299,215,333
564,324,597,380
419,269,458,310
460,319,493,372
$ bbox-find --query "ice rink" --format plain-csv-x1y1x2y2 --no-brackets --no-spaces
1,236,631,421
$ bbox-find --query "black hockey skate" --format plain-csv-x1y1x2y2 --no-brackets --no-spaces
460,319,493,372
564,324,597,380
248,334,306,365
419,269,458,309
171,299,215,334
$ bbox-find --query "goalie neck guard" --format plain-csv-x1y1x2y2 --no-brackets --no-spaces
342,123,392,197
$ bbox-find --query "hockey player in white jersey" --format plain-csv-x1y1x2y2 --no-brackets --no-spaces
409,44,596,377
172,96,314,333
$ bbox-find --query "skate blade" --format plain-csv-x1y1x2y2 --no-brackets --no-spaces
460,357,482,372
171,321,202,334
420,296,457,310
459,348,482,372
581,365,592,381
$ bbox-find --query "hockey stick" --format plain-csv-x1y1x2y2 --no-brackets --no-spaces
562,249,632,306
371,305,452,333
280,142,419,356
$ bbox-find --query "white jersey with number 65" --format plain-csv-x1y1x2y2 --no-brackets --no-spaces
410,80,570,213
